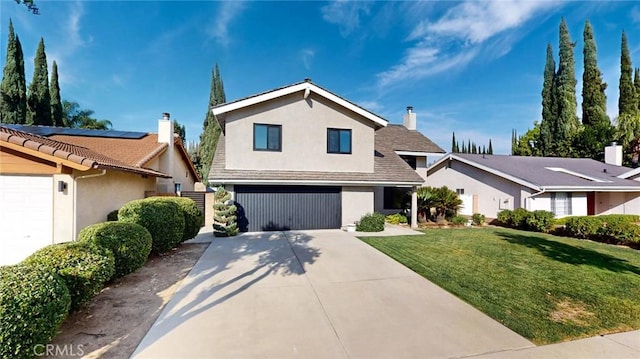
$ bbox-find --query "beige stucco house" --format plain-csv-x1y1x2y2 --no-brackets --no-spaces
427,150,640,219
0,114,199,264
208,79,444,231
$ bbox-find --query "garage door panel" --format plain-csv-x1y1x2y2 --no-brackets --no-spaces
235,186,341,232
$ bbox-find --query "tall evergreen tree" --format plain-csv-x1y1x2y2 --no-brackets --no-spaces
539,43,556,156
49,61,63,127
198,63,226,184
0,20,27,124
553,18,579,157
634,68,640,112
618,31,636,117
451,132,457,152
488,139,493,155
27,38,52,125
575,20,613,161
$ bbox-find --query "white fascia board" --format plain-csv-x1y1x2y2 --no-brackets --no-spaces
542,186,640,192
211,83,388,127
395,151,430,157
209,179,423,187
618,167,640,179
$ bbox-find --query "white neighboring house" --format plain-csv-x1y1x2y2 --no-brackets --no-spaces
427,145,640,219
0,114,199,265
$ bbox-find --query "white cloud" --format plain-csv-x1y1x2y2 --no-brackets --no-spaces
299,49,315,70
376,0,561,90
631,6,640,24
207,2,245,46
358,100,384,113
321,0,372,36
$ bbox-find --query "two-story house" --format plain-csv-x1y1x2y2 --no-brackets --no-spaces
208,80,444,231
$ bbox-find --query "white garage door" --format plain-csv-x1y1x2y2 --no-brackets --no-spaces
0,175,54,265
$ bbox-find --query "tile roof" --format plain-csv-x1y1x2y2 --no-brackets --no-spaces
208,133,425,185
442,153,640,190
376,124,445,153
0,126,170,178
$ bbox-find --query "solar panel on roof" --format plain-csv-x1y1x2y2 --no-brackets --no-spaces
1,124,147,139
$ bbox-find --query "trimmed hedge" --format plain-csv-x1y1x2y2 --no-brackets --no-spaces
118,197,185,253
157,197,204,242
23,242,114,311
79,222,152,279
356,212,385,232
450,215,468,225
565,214,640,245
497,208,554,232
0,265,70,359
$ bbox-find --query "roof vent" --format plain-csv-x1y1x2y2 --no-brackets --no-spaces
304,78,312,83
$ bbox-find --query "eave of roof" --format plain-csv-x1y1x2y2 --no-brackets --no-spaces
211,80,388,128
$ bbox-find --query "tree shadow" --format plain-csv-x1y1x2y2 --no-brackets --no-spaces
133,230,321,354
496,230,640,276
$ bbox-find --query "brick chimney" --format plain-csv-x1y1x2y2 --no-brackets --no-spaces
403,106,416,130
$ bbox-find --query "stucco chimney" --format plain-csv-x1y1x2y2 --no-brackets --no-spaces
604,142,622,166
403,106,416,130
158,112,173,146
157,112,175,193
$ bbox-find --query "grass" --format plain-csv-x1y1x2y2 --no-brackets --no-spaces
359,227,640,345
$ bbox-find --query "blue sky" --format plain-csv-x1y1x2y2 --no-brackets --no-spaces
1,1,639,154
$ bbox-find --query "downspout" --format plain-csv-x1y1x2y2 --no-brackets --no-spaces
526,187,546,211
72,169,107,241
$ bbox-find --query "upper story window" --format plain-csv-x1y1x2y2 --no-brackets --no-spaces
327,128,351,154
254,124,281,151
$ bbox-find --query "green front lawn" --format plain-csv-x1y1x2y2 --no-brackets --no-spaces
360,227,640,345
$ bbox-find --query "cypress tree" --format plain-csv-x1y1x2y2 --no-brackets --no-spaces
0,20,27,124
619,31,636,117
634,68,640,112
488,139,493,154
553,18,579,157
511,130,517,155
27,38,52,125
581,20,608,126
451,132,456,152
539,43,556,156
50,61,64,127
198,64,225,184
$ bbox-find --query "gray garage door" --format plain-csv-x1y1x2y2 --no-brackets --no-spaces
234,185,341,232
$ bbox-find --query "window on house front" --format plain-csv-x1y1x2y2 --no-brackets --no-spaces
384,187,410,210
400,155,417,170
551,192,572,216
174,183,182,193
327,128,351,154
456,188,464,195
254,124,282,151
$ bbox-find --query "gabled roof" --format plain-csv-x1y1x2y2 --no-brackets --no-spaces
211,80,388,128
0,126,170,177
429,153,640,191
376,124,445,154
4,124,200,181
208,134,424,186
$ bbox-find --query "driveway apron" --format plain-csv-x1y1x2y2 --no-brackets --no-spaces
133,230,533,358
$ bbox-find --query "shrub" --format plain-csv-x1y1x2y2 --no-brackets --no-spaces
597,217,640,244
450,215,468,226
79,222,152,279
511,208,530,229
23,242,114,311
565,216,602,239
526,210,555,232
159,197,204,242
472,213,485,226
497,210,513,226
385,213,408,225
118,197,185,253
0,265,70,359
356,212,385,232
597,214,640,224
213,187,239,237
107,209,119,221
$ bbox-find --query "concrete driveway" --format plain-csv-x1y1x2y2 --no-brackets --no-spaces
133,229,533,358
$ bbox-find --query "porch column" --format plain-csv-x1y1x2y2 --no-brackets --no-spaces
411,187,418,229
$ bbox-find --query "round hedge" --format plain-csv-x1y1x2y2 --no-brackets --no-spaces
118,198,185,253
159,197,204,242
0,265,70,359
23,242,114,312
79,222,152,279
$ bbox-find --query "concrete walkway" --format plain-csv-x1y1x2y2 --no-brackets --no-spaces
133,229,534,358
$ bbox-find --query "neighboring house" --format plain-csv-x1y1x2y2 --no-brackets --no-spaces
208,79,445,232
0,114,199,264
427,148,640,219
